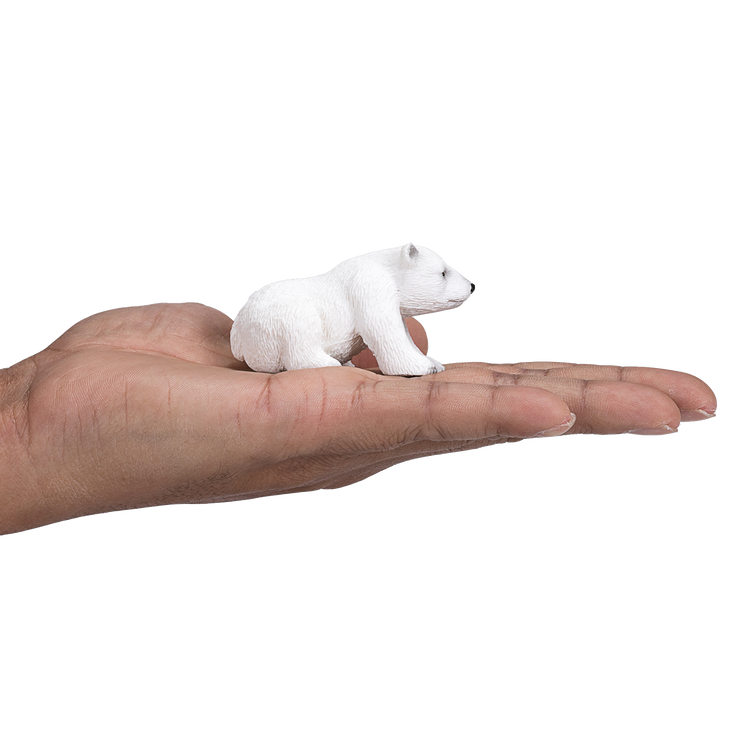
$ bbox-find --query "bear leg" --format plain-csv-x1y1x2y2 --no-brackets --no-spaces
280,320,343,371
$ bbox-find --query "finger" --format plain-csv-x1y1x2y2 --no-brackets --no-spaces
236,367,575,462
423,365,680,435
514,364,716,421
326,371,573,450
500,361,578,369
445,363,717,424
532,365,719,421
350,317,428,369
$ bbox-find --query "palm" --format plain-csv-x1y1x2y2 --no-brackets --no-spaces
22,303,439,513
43,301,243,369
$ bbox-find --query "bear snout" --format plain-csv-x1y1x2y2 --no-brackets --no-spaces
470,283,475,293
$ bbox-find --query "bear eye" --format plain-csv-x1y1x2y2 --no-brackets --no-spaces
441,270,446,278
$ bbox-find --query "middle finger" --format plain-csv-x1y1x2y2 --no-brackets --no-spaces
432,365,681,435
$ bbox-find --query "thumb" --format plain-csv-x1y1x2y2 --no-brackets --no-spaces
350,317,428,370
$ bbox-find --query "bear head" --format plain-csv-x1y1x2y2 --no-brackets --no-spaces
394,240,477,315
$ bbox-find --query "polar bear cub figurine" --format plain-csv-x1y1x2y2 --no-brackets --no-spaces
230,243,474,376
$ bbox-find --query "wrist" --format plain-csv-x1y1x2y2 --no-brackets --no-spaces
0,358,43,534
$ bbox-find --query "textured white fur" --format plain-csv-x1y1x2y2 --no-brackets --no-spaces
230,243,473,376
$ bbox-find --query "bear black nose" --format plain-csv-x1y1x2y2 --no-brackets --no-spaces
470,283,475,294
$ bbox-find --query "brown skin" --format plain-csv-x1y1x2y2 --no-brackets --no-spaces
0,303,716,534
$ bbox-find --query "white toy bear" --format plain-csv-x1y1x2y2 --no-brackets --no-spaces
230,243,474,376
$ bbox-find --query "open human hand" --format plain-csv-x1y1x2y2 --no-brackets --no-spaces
0,303,716,534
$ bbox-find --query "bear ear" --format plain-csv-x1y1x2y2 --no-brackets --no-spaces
401,242,419,265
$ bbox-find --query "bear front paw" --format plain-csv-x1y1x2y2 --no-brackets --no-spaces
382,356,445,377
426,357,445,374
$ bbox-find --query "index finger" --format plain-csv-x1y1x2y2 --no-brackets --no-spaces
347,375,577,449
236,367,576,462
